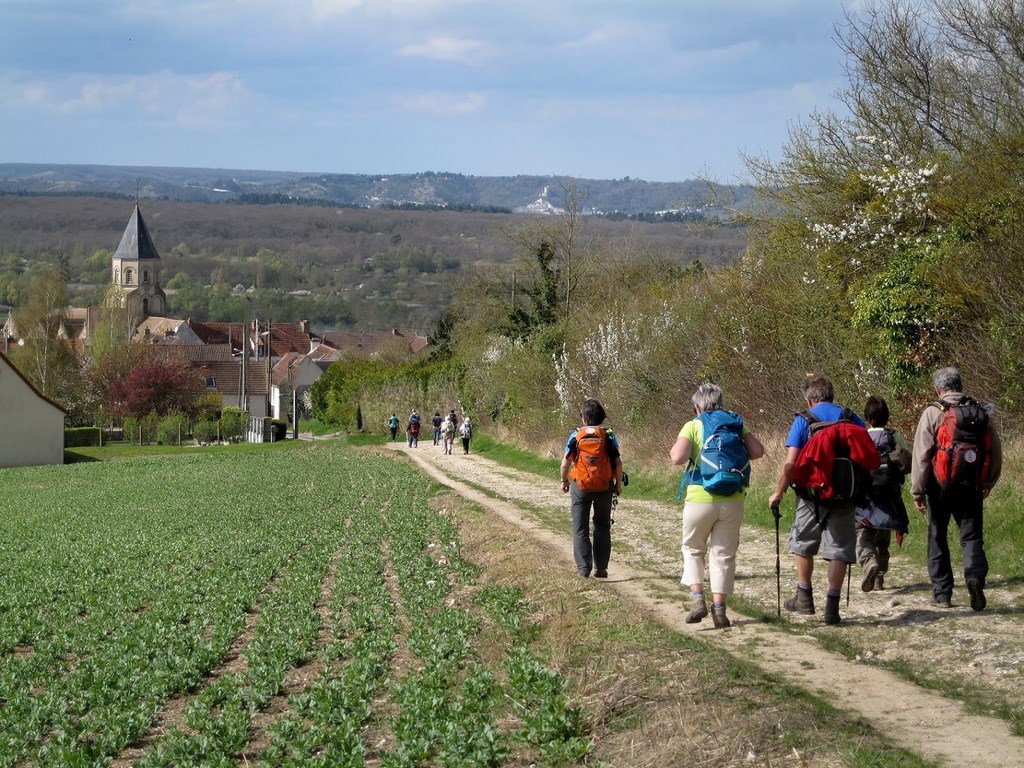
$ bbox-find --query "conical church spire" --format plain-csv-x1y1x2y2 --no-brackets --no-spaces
113,204,161,262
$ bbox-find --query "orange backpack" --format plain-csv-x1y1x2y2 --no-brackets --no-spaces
570,426,613,492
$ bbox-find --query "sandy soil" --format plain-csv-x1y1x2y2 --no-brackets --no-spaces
389,440,1024,768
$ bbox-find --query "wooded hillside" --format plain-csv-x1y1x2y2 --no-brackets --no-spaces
0,194,748,332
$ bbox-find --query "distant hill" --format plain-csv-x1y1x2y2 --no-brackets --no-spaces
0,163,753,217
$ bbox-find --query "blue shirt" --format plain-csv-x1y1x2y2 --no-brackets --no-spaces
785,402,865,450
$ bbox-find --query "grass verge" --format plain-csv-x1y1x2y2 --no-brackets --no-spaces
452,487,937,767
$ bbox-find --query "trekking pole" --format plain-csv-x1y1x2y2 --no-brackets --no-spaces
771,503,782,617
846,563,852,607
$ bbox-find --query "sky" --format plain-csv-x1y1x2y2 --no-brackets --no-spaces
0,1,857,183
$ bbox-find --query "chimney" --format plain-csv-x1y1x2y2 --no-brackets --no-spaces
299,319,310,334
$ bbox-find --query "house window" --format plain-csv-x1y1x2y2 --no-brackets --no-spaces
143,269,150,284
125,268,135,285
142,298,149,314
205,376,216,389
113,267,120,283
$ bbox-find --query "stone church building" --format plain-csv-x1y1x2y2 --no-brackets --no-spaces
111,204,167,317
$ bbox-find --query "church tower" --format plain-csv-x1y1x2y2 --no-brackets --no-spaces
111,204,167,317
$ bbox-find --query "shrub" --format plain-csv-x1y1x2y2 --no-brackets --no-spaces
193,418,220,445
269,419,288,441
64,427,100,448
220,407,246,443
156,413,188,446
123,412,160,445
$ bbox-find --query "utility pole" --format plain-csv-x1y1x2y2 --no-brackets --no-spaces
267,319,272,418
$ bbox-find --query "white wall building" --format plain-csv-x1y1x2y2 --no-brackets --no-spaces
0,352,66,468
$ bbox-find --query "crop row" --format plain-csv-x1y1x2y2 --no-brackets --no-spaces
0,445,590,766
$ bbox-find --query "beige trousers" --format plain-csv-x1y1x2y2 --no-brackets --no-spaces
681,499,745,594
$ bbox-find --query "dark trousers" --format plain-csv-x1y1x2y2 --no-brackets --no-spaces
926,487,988,599
462,437,470,453
570,484,613,575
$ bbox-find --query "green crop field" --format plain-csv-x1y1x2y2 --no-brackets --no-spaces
0,443,591,767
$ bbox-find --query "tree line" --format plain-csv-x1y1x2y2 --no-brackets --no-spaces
313,0,1024,464
13,0,1018,462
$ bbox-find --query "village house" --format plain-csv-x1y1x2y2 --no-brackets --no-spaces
3,203,431,436
0,351,66,468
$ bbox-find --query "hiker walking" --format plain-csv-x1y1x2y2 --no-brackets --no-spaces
670,384,764,629
459,416,473,454
910,367,1001,610
441,414,456,455
768,374,876,626
560,399,624,579
407,409,421,448
431,411,443,445
855,396,911,593
388,412,399,441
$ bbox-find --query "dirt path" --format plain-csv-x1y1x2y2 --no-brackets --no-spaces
388,441,1024,768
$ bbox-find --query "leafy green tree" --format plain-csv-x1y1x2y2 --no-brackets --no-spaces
743,0,1024,405
8,267,80,402
80,286,147,426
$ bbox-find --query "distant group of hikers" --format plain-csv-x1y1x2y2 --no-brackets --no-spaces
560,367,1001,628
389,408,473,454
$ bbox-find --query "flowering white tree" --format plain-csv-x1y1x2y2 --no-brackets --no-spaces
554,305,686,419
799,136,952,385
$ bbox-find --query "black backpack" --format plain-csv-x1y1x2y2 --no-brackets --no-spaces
870,428,909,491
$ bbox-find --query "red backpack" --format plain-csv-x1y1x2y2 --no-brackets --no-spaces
570,426,613,492
932,397,991,492
791,410,881,507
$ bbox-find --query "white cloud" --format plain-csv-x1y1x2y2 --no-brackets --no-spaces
5,70,249,125
394,91,487,115
310,0,364,23
398,36,490,64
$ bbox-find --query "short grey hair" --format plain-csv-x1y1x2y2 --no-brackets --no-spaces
692,383,724,413
800,373,834,404
933,366,963,394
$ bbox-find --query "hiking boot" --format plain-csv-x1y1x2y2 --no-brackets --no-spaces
932,595,952,609
685,594,708,624
874,573,885,591
783,587,815,615
861,560,879,593
711,605,731,629
594,568,608,579
966,577,987,611
823,594,841,625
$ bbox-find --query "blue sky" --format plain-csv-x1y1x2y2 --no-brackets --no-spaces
0,1,854,183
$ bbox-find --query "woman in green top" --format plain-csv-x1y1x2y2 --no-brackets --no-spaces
670,384,764,628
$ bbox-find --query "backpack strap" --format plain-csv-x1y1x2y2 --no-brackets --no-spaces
800,407,856,435
798,409,819,425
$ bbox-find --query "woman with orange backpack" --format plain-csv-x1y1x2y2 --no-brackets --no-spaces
559,399,623,579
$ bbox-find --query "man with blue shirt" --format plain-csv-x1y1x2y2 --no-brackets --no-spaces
768,374,866,625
